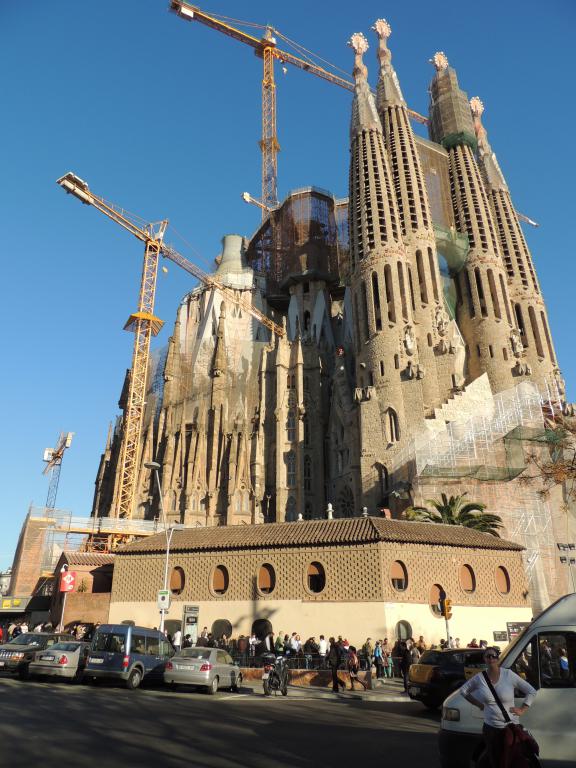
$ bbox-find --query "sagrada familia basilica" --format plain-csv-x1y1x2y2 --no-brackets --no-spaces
91,22,570,608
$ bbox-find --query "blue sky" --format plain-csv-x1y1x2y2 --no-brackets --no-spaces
1,0,574,569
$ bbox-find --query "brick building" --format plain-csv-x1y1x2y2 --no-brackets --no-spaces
109,517,531,646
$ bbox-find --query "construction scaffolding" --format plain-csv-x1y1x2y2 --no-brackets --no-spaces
36,506,168,577
390,379,568,613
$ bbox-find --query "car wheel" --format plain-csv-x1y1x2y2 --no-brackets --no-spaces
126,668,143,690
207,676,219,695
281,684,288,696
17,666,30,681
231,673,243,692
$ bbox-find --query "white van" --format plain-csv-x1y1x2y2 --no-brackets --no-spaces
438,592,576,768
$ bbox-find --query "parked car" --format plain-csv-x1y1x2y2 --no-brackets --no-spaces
29,641,90,682
408,648,486,709
0,633,75,679
164,647,243,694
84,624,173,689
439,593,576,768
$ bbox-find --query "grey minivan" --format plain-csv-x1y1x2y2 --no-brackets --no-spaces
84,624,173,689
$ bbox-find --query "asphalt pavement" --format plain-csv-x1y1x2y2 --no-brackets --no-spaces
0,676,441,768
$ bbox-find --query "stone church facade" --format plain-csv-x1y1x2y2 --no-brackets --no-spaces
91,23,565,542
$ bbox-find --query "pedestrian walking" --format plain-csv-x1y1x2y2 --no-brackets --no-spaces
373,640,384,679
399,641,411,693
460,647,537,767
347,646,367,690
318,634,329,668
274,631,284,655
362,637,374,671
328,636,345,693
172,628,182,651
382,638,393,678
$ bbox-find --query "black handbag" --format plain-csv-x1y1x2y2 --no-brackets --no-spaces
482,671,540,765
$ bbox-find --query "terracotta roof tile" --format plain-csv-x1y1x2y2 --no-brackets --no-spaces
63,552,115,567
116,517,522,556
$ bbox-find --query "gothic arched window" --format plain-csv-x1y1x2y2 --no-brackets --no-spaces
387,408,400,443
286,451,296,487
304,455,312,492
285,496,297,522
287,410,296,442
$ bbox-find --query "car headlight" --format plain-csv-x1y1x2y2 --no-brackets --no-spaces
442,707,460,722
10,652,24,660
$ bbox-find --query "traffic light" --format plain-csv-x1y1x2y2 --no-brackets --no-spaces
442,599,453,620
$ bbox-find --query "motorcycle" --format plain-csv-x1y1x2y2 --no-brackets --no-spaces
261,653,289,696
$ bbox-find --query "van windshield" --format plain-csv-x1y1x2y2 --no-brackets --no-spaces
92,631,126,653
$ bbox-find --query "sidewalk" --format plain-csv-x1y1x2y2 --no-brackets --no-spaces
288,677,413,703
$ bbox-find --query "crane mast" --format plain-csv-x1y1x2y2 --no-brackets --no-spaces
170,1,428,217
57,172,283,519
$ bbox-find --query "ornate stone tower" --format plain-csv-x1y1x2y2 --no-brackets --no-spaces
373,20,456,413
470,97,563,395
429,53,517,394
348,32,425,508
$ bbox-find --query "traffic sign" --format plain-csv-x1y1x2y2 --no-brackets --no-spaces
157,589,171,610
59,571,76,593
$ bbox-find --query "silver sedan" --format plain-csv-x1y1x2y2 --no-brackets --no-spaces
29,641,90,682
164,647,243,695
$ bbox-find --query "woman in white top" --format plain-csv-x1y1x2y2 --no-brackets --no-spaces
460,646,537,767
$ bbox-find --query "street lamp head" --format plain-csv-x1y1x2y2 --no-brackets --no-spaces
145,461,161,470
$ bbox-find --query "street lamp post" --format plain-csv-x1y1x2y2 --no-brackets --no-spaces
557,543,576,593
145,461,184,633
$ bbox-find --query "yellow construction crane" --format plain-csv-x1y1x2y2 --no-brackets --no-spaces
57,171,283,520
170,2,427,217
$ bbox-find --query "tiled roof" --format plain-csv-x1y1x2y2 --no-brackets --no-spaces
63,552,115,567
116,517,522,556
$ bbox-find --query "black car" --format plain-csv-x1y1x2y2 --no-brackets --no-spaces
408,648,486,709
0,633,75,679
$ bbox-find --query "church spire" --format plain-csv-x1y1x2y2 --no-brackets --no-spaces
348,33,381,139
211,302,227,378
469,96,560,391
373,19,405,108
428,54,518,392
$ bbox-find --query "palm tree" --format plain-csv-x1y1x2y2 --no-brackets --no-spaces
405,493,503,537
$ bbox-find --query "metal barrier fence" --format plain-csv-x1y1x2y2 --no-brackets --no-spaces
226,650,399,674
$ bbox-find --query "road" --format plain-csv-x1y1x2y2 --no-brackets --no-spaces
0,676,441,768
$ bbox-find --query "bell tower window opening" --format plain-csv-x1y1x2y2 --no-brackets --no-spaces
371,272,382,331
487,269,501,319
287,410,296,443
474,268,488,317
416,250,428,305
428,248,439,302
528,306,545,358
397,262,408,321
384,264,396,323
360,281,370,341
304,455,312,492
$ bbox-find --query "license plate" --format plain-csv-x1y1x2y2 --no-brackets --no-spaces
0,661,4,667
410,686,421,694
262,672,269,680
89,658,104,664
40,655,55,661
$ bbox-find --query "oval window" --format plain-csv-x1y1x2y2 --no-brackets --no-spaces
495,566,510,595
258,563,276,594
459,564,476,593
307,562,326,594
430,583,445,617
390,560,408,591
170,566,185,595
212,565,229,595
